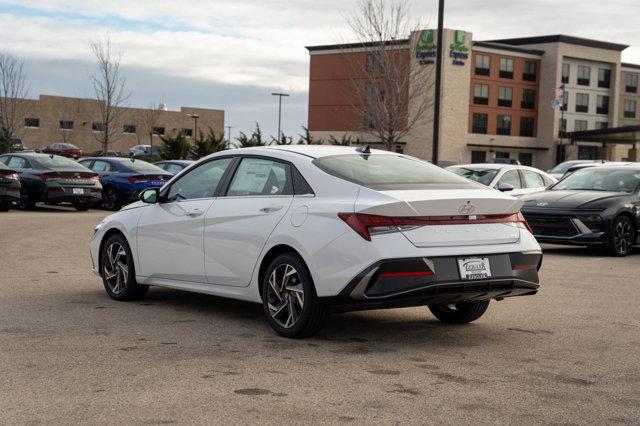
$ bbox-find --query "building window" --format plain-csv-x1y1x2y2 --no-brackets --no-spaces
394,145,404,154
153,126,165,135
363,111,376,129
521,89,536,109
495,151,510,159
498,86,512,107
596,95,609,115
575,93,589,113
123,124,136,134
562,91,568,111
625,73,638,93
59,120,74,130
182,128,193,137
364,83,380,101
574,120,588,132
597,122,608,130
559,118,567,137
523,61,536,81
624,99,637,118
518,152,533,166
520,117,535,137
475,54,490,76
598,68,611,88
365,54,381,73
577,65,590,86
471,150,486,163
496,115,511,135
473,84,489,105
499,58,514,79
472,113,488,134
24,118,40,128
561,63,570,84
92,122,104,132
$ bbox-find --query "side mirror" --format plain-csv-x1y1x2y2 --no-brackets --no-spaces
140,188,159,204
497,182,514,192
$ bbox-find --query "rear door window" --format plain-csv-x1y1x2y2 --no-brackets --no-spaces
521,170,545,188
226,158,292,196
92,160,115,172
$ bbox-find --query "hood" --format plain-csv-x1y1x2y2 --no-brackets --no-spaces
120,201,147,211
521,190,626,209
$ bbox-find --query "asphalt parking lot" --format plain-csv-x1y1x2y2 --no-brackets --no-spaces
1,207,639,424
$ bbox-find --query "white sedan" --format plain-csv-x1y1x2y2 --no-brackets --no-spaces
447,164,557,197
90,146,542,338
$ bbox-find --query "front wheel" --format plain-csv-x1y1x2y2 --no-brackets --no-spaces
607,216,635,257
262,253,327,338
428,300,490,324
100,234,148,301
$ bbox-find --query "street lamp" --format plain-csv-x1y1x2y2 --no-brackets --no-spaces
271,93,289,141
431,0,445,165
187,113,199,141
226,125,233,148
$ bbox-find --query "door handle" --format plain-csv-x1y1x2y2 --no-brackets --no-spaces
259,206,283,214
185,208,204,217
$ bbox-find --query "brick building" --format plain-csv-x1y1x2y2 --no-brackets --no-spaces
14,95,224,154
307,31,640,169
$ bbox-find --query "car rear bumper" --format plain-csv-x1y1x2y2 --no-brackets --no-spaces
0,186,21,201
322,251,541,312
44,186,102,203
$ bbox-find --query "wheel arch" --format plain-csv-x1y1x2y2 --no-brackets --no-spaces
257,244,310,301
98,227,132,272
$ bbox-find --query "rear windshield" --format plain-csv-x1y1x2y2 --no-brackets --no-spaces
312,154,477,190
34,155,87,170
116,159,167,174
448,167,498,187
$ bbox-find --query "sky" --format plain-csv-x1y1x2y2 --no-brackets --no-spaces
0,0,639,141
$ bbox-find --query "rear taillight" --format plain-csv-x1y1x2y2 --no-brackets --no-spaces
41,173,58,182
338,212,532,241
127,176,149,184
1,172,20,181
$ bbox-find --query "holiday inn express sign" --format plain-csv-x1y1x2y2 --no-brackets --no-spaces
449,30,469,66
416,29,469,66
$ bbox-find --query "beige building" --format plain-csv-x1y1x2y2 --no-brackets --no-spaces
16,95,224,154
307,31,640,169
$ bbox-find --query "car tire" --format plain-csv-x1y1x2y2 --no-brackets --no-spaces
428,300,490,324
100,234,148,301
0,202,11,212
607,215,635,257
17,187,35,211
102,187,120,211
262,253,327,338
73,202,91,212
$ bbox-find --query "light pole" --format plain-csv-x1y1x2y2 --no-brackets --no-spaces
187,113,199,141
271,93,289,141
226,125,233,147
431,0,444,165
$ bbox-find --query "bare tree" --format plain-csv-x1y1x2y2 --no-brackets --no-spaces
343,0,432,151
0,53,30,153
139,102,164,151
89,37,130,154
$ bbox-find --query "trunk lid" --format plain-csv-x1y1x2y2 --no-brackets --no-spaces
355,188,524,247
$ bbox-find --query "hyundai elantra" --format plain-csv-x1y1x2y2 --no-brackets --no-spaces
90,146,542,338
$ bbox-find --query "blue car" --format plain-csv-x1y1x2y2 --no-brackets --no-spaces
78,157,172,210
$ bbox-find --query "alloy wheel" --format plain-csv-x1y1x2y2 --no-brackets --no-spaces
613,219,633,255
103,242,129,294
103,189,118,210
266,264,305,329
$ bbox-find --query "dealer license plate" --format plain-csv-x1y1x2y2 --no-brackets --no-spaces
457,257,492,280
72,188,84,195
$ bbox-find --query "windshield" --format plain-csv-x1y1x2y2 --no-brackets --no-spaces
448,167,498,187
313,154,477,190
551,168,640,193
34,155,86,170
549,161,592,175
117,159,167,174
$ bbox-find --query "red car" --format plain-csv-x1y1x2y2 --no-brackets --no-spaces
41,143,83,159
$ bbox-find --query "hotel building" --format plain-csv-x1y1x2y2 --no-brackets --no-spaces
307,31,640,169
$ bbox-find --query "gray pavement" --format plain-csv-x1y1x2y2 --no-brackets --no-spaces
0,207,639,424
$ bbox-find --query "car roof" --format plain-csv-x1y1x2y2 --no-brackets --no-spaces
230,145,397,159
451,163,543,172
156,160,193,165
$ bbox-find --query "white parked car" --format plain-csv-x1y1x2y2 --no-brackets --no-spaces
447,164,557,197
90,146,542,338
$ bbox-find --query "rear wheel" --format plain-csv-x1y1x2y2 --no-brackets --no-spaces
100,234,148,301
262,253,327,338
0,202,11,211
17,188,35,210
102,187,120,211
428,300,490,324
607,216,635,257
